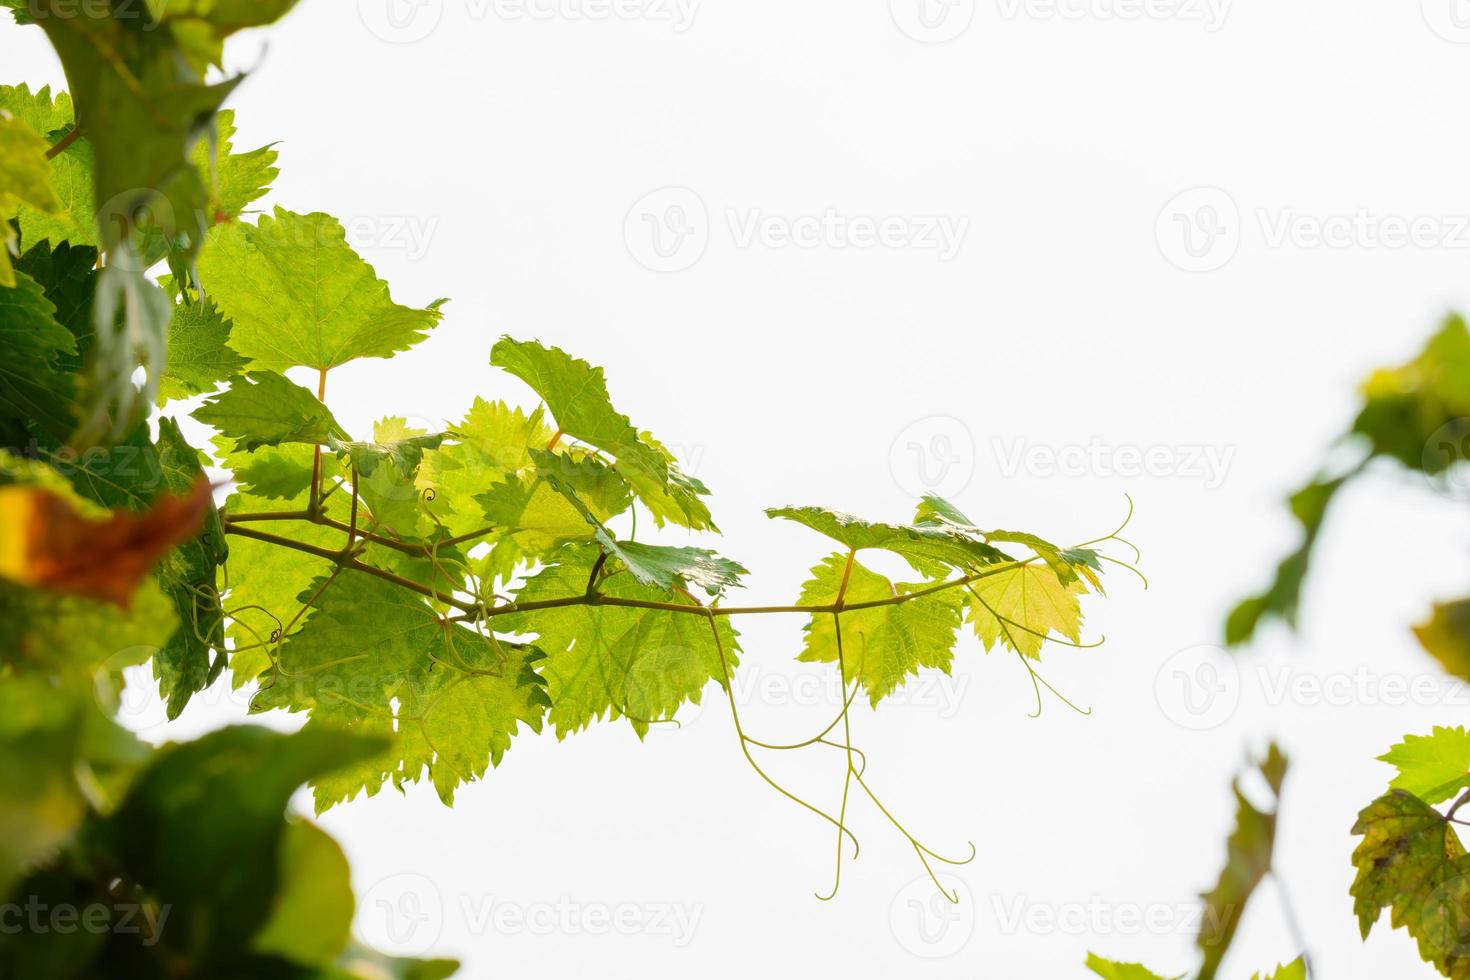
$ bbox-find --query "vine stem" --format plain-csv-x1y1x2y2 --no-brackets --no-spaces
46,125,81,158
450,555,1041,621
222,523,477,613
220,522,1044,626
309,369,328,515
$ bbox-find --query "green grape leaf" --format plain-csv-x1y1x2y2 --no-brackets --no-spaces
146,0,304,35
192,107,278,219
15,132,92,251
0,577,176,676
1084,954,1181,980
0,113,59,213
13,237,96,367
913,495,1104,588
151,417,228,719
767,503,1010,577
252,570,548,806
331,418,445,541
403,650,550,805
984,528,1099,587
0,110,60,287
198,209,445,373
0,267,75,439
795,553,963,706
0,83,72,140
500,545,739,738
1197,744,1286,980
605,541,747,599
217,438,326,501
490,336,715,531
43,420,158,510
532,452,743,597
218,481,344,685
1351,789,1470,977
251,820,353,966
633,430,716,531
0,676,147,897
1225,476,1345,645
1354,315,1470,471
475,472,601,560
1251,959,1307,980
1416,600,1470,683
333,942,460,980
1229,317,1470,649
331,421,446,479
1382,728,1470,807
30,3,240,260
158,299,247,403
252,571,451,719
94,725,382,966
419,398,552,540
471,448,631,581
965,563,1086,659
193,370,347,453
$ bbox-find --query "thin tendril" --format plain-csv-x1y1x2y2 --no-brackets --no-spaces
702,611,861,860
1098,554,1149,589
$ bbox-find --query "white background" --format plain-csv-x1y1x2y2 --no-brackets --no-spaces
8,1,1470,976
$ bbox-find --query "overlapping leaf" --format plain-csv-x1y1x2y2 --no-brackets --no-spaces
199,209,445,373
194,370,347,453
795,553,964,706
1229,315,1470,646
1382,728,1470,807
491,337,714,530
1352,789,1470,978
1084,956,1181,980
252,570,549,807
0,268,75,439
767,503,1009,578
1197,745,1286,980
158,298,247,402
499,545,739,738
1417,600,1470,683
0,108,59,286
966,563,1087,659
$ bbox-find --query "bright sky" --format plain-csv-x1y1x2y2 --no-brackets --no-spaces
7,1,1470,976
